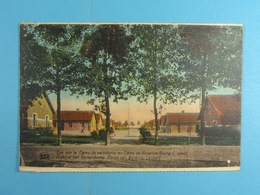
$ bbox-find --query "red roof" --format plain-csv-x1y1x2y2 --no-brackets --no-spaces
113,121,123,126
145,119,155,126
160,115,166,125
166,112,199,124
206,94,241,125
53,111,95,121
207,94,241,115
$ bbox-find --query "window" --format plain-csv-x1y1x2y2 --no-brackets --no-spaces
33,113,37,127
69,121,72,128
45,115,49,127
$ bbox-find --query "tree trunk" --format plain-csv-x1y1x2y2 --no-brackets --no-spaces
105,95,111,146
200,87,206,145
57,89,62,146
152,30,159,145
154,89,159,145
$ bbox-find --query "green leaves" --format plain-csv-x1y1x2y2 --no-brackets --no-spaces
130,24,187,104
179,25,242,93
79,24,137,102
81,25,134,64
20,23,242,146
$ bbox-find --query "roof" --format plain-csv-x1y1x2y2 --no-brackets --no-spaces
113,121,123,126
166,112,199,124
43,92,55,114
204,94,241,125
95,113,103,121
101,118,114,125
21,92,55,114
145,119,156,126
160,115,166,125
53,111,95,121
207,94,241,115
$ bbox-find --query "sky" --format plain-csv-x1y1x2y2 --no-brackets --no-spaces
48,87,238,124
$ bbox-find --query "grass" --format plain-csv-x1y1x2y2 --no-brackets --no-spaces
144,136,240,146
62,135,103,144
205,136,240,146
20,133,104,145
20,131,240,146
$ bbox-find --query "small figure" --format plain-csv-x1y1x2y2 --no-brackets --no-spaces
80,127,85,134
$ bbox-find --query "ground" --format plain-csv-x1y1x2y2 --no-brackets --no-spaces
20,129,240,170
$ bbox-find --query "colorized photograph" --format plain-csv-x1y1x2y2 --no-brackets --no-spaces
19,23,242,171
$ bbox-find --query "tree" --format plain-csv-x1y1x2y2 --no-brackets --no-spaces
20,24,84,145
78,24,136,145
20,25,49,130
124,120,129,127
179,25,242,145
131,24,186,145
130,121,135,128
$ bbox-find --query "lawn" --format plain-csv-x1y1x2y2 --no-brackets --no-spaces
20,130,240,146
144,136,240,146
20,132,103,145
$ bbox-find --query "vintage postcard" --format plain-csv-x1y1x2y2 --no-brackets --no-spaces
19,23,242,172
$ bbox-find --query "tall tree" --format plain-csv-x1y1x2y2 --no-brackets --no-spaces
20,25,49,130
20,24,84,145
78,24,136,145
131,24,186,145
179,25,242,145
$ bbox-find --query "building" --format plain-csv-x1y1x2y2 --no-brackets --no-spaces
159,115,167,132
144,119,156,130
20,93,55,131
95,113,104,130
113,121,123,130
199,94,241,127
165,112,199,135
102,118,115,129
53,110,96,134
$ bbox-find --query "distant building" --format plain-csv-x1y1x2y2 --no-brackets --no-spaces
144,119,156,130
53,111,96,134
164,112,199,135
20,93,55,131
95,113,104,130
113,121,123,130
159,115,167,132
198,94,241,127
102,118,115,129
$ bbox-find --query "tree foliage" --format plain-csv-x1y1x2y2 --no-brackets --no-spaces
179,25,242,145
20,23,242,147
20,24,85,145
20,25,48,107
179,25,242,92
78,24,136,145
130,24,187,144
